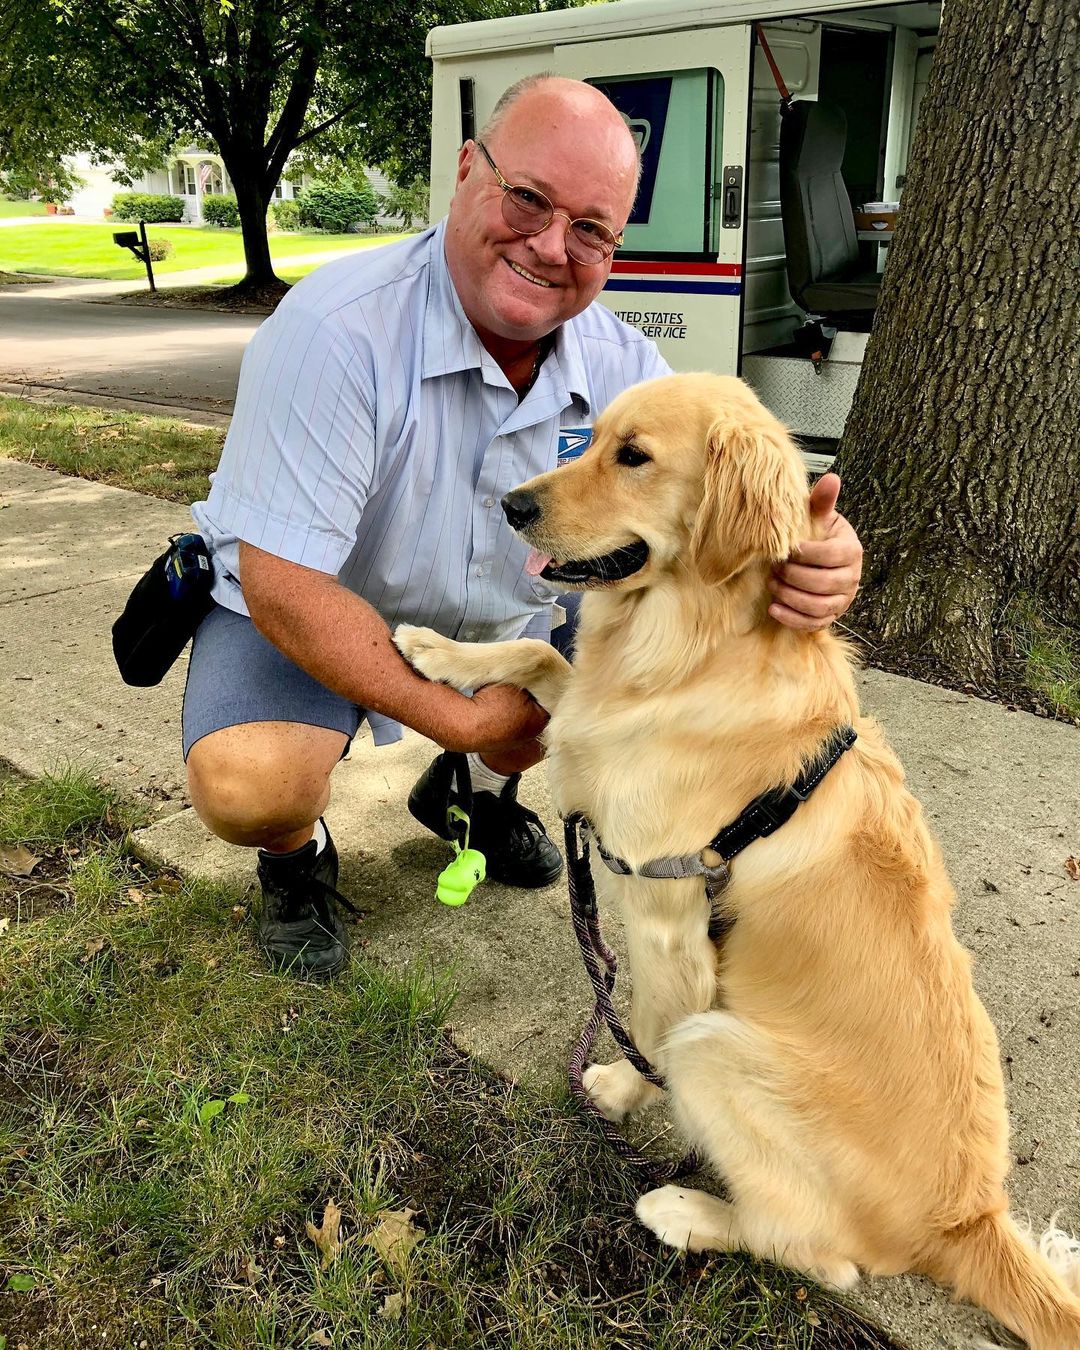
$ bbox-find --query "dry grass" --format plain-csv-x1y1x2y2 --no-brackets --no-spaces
0,394,224,503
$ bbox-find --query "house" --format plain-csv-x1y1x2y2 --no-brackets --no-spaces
63,150,400,226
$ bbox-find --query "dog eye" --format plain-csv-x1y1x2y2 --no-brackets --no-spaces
616,444,651,468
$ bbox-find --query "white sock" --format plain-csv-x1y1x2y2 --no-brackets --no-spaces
466,752,512,794
311,818,327,853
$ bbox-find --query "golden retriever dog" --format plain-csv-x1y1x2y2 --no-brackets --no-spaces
395,373,1080,1349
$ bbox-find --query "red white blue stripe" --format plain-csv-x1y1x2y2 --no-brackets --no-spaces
604,260,742,296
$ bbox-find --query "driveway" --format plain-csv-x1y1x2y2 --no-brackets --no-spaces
0,281,261,417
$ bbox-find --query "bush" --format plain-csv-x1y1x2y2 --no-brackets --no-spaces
297,177,379,233
271,197,300,231
202,193,240,228
112,192,185,223
145,237,174,261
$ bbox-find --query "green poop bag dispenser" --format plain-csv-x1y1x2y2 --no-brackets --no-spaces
436,805,486,906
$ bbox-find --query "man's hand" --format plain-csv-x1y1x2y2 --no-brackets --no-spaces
453,683,550,756
768,473,863,631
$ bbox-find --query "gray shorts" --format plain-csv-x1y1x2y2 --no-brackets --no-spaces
181,595,582,760
182,605,364,759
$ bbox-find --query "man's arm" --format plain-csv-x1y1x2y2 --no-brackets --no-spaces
769,473,863,632
239,543,548,755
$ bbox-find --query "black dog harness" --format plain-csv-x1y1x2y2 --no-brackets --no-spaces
565,724,857,1183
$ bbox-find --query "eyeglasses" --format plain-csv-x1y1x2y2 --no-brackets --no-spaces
475,140,623,265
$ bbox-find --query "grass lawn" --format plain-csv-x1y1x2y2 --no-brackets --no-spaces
0,395,224,503
0,200,48,218
0,222,409,281
0,765,898,1349
1005,597,1080,721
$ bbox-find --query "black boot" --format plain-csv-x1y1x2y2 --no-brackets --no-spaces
408,752,563,889
255,822,354,980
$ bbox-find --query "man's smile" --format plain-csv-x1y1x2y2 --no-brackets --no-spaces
506,259,555,288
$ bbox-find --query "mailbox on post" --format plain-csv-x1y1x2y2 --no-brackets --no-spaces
112,219,156,292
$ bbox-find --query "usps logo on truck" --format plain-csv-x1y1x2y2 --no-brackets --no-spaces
558,426,593,465
592,77,672,224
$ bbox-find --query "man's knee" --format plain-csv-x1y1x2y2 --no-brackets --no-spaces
186,721,347,847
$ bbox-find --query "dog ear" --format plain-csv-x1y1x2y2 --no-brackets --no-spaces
690,407,810,585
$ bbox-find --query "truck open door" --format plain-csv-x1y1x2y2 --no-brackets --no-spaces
551,27,754,378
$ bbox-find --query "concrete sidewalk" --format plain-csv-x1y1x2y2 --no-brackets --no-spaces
1,456,1077,1350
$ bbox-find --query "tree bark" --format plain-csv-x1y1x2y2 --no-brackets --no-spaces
835,0,1080,685
229,167,279,288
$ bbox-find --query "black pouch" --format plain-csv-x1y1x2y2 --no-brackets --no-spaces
112,533,215,687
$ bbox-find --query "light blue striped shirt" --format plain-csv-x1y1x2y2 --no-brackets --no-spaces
192,221,670,743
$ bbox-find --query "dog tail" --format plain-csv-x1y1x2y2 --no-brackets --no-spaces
926,1210,1080,1349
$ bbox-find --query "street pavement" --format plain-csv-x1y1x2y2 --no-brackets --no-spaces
0,236,381,417
0,282,258,416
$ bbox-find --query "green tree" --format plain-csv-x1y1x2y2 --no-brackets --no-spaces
835,0,1079,688
4,0,521,291
0,1,167,200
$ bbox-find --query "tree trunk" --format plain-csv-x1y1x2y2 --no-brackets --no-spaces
835,0,1080,686
229,170,279,289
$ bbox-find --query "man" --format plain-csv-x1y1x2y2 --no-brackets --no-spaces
184,76,863,979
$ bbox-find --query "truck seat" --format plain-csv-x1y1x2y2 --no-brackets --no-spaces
779,100,881,323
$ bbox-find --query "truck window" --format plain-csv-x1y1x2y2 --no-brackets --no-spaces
590,69,723,258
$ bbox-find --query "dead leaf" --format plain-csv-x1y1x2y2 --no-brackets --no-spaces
0,844,40,878
126,887,146,905
81,936,107,962
1065,856,1079,881
379,1292,405,1320
240,1255,261,1286
307,1333,332,1347
305,1199,343,1269
0,916,10,935
364,1207,423,1272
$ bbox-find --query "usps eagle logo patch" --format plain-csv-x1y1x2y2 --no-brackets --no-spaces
558,426,593,465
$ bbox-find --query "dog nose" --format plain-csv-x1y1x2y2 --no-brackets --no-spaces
501,489,541,530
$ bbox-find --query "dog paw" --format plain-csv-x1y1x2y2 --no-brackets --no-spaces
636,1186,743,1254
394,625,462,685
807,1255,860,1292
583,1060,664,1122
636,1185,723,1252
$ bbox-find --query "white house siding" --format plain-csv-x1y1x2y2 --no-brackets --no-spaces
61,152,411,228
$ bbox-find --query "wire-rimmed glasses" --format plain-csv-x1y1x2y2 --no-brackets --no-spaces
476,140,623,265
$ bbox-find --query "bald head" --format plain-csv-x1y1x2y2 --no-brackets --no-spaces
480,75,640,196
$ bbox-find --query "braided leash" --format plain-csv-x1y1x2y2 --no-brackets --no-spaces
564,812,702,1184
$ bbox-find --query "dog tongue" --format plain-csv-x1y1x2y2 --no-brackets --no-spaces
524,549,553,577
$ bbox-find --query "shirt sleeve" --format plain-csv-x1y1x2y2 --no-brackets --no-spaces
200,302,376,578
640,340,674,380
